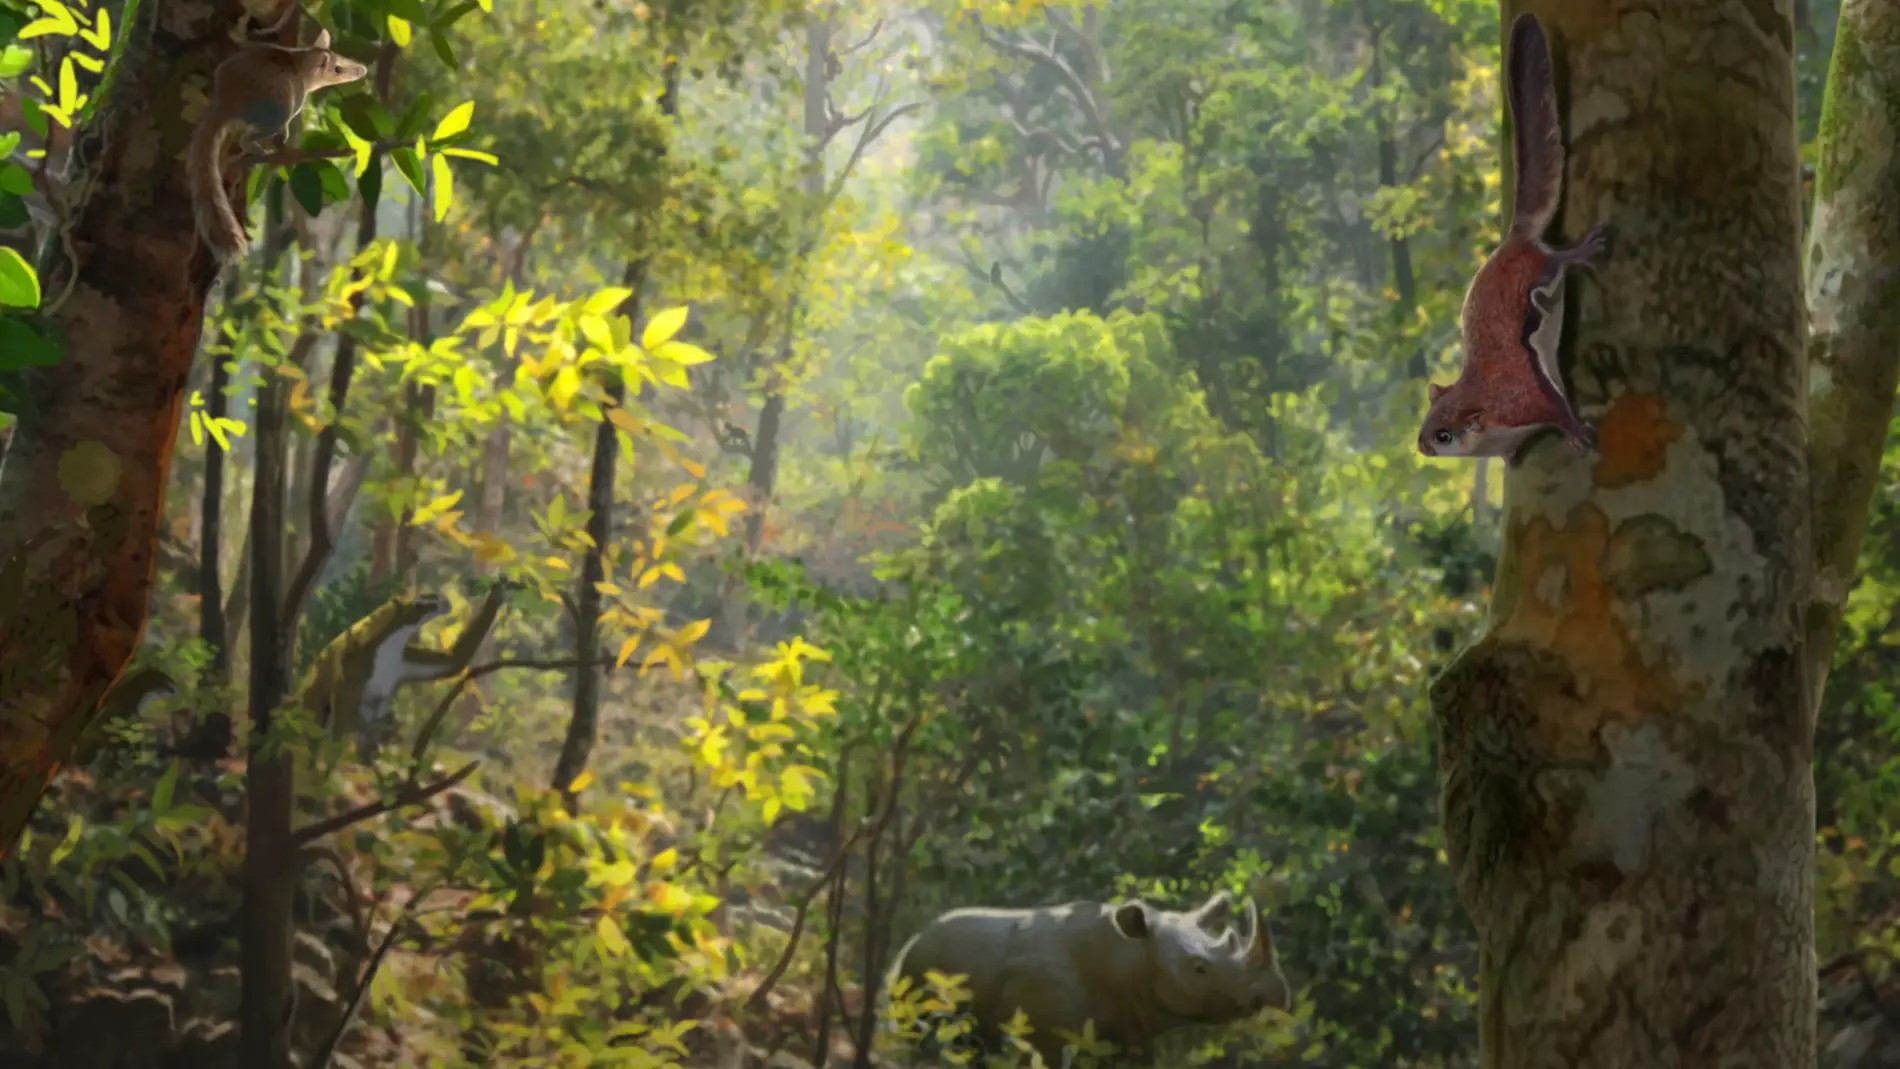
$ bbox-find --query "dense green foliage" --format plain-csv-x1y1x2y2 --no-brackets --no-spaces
0,0,1883,1066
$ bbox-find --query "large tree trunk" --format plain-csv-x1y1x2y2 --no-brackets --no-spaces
1430,3,1823,1066
1802,0,1900,709
0,0,244,855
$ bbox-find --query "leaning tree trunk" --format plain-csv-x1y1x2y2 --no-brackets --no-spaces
0,0,249,856
1429,3,1831,1066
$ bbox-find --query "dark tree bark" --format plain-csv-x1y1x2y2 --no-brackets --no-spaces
240,181,305,1069
0,0,252,856
550,64,678,806
1430,3,1829,1066
550,264,642,807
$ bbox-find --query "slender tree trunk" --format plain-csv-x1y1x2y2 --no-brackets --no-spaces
240,182,299,1069
718,15,830,645
0,0,244,856
550,272,639,806
1368,18,1423,379
551,67,678,806
185,273,243,758
1431,5,1824,1066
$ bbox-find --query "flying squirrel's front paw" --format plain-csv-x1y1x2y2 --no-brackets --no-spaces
1567,419,1599,454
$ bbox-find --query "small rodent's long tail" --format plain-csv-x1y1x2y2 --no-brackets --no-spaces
1506,12,1564,239
187,107,248,263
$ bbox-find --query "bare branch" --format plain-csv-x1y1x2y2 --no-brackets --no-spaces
837,17,885,57
290,761,480,847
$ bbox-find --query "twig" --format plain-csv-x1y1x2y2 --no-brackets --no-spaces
309,886,433,1069
407,656,608,775
290,760,479,847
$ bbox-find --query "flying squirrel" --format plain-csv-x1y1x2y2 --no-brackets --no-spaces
1417,13,1611,467
187,26,368,263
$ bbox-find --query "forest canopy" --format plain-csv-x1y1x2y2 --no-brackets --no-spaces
0,0,1890,1067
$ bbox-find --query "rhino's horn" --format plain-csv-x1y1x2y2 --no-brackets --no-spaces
1243,901,1275,967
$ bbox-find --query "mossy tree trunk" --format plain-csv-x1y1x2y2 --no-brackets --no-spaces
0,0,249,856
1423,0,1900,1063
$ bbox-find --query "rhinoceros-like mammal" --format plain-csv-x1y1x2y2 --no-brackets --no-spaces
888,891,1291,1066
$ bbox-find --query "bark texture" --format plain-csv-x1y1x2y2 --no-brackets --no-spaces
1432,3,1814,1066
1803,0,1900,707
0,0,246,855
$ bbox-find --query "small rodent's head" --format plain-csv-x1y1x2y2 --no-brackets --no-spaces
1418,383,1483,458
306,30,371,88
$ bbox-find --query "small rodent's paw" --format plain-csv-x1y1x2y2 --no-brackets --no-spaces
1580,224,1612,261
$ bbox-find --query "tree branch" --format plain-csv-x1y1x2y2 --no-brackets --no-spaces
291,760,479,847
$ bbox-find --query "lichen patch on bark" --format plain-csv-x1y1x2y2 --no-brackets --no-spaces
55,442,122,507
1492,505,1686,758
1592,393,1680,487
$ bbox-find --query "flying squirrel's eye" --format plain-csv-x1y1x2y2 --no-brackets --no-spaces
1193,960,1209,974
1433,430,1454,445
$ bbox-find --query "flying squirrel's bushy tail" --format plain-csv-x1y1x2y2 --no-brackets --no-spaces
187,106,248,263
1505,13,1564,240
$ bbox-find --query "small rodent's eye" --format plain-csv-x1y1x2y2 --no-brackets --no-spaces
1433,430,1454,445
1193,960,1208,974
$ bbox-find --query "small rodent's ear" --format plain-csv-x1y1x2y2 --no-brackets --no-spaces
311,28,331,49
1428,383,1446,402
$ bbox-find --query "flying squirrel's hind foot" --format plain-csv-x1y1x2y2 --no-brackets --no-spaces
1552,223,1613,269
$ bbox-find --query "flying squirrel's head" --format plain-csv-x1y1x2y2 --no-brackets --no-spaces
1417,382,1486,458
296,30,371,90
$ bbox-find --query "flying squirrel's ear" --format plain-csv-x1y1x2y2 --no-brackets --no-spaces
1428,383,1447,403
311,28,331,50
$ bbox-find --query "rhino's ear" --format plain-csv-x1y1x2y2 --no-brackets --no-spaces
1112,901,1156,940
1191,891,1233,932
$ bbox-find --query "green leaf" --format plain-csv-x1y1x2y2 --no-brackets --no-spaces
152,760,177,813
428,25,456,68
390,146,425,194
20,98,45,138
438,0,481,27
396,92,437,141
641,306,688,350
0,316,63,369
0,46,25,79
339,96,390,141
666,512,692,536
0,133,18,160
0,192,28,230
385,0,428,21
583,288,631,317
316,159,350,203
439,146,498,165
430,153,452,221
0,163,29,196
432,100,474,141
289,162,324,217
0,248,40,308
359,151,383,211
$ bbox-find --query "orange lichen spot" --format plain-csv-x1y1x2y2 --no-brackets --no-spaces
1493,504,1685,759
1592,394,1681,488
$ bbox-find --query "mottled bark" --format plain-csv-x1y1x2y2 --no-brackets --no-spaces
1431,3,1813,1067
1803,0,1900,708
0,0,250,856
